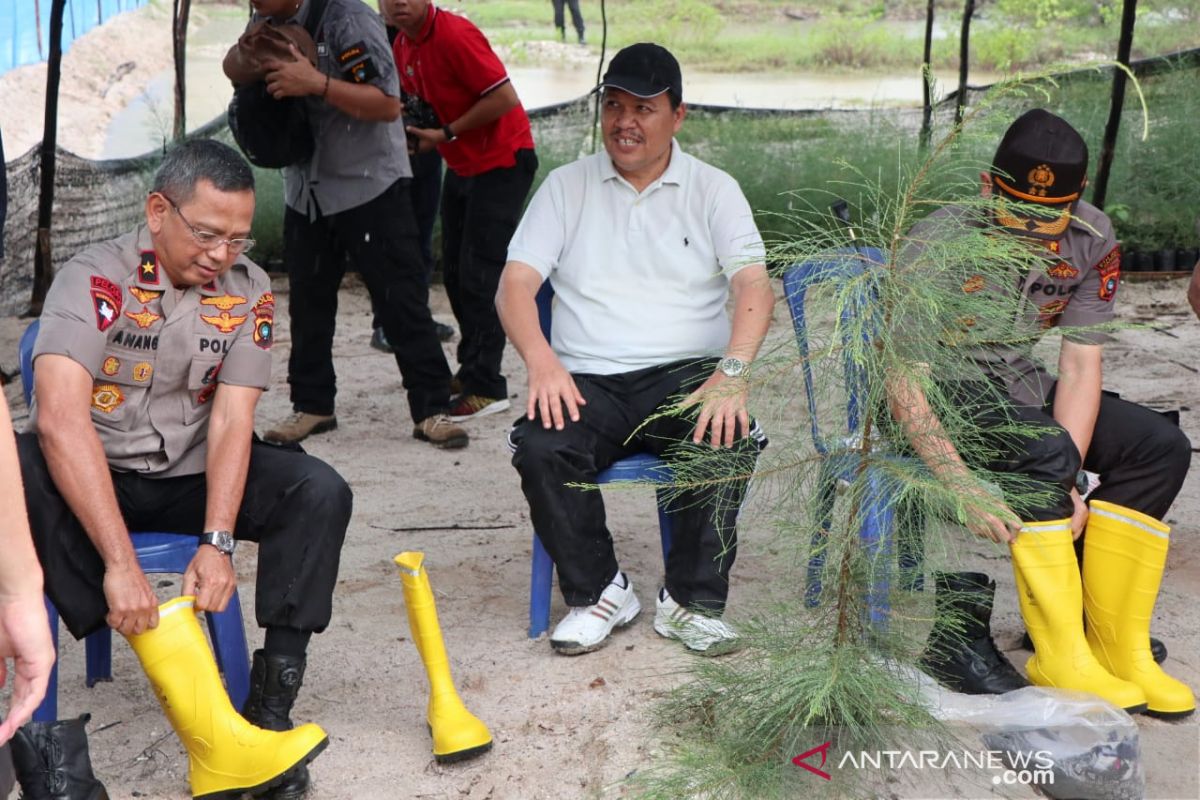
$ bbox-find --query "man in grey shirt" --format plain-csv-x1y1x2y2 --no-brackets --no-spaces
249,0,466,449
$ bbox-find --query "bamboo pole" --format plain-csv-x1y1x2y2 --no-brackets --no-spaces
173,0,193,142
955,0,975,126
32,0,68,313
1091,0,1137,210
920,0,935,150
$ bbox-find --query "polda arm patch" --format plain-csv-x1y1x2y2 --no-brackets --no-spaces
1095,245,1121,302
91,276,122,332
252,292,275,350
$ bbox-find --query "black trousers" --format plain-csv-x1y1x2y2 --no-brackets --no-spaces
551,0,585,37
285,179,452,422
441,148,538,399
510,359,765,613
949,381,1191,522
18,435,352,641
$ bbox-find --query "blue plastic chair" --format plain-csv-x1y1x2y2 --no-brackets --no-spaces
20,321,252,721
782,248,925,630
526,283,675,638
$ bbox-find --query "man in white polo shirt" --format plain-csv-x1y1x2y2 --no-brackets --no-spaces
496,43,774,656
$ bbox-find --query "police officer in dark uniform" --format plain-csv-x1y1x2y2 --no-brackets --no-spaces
13,140,349,798
893,110,1192,714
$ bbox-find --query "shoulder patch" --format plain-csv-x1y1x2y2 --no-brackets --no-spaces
91,276,122,332
252,292,275,350
337,41,368,65
1095,246,1120,302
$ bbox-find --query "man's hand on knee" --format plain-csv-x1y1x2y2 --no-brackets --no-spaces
103,563,159,635
526,353,586,430
682,372,750,448
183,547,237,614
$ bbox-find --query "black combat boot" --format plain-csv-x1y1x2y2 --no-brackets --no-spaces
919,571,1029,695
242,650,310,800
10,715,109,800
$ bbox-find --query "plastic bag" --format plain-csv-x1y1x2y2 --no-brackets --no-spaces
902,664,1144,800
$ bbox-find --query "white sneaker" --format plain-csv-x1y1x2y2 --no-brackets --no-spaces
550,572,641,655
654,588,741,655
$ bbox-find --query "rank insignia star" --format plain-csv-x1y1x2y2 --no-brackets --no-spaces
200,294,248,312
201,311,249,333
125,307,162,329
138,251,161,285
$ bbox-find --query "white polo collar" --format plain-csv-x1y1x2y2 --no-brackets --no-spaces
600,139,686,191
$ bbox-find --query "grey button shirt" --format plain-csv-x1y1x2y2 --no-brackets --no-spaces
30,227,274,477
901,200,1120,406
261,0,411,218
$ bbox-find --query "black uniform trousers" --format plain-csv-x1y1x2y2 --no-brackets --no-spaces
948,380,1191,522
441,148,538,400
17,435,352,641
286,178,452,423
510,359,765,613
551,0,585,38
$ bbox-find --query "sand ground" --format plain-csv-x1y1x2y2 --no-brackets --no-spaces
0,274,1197,800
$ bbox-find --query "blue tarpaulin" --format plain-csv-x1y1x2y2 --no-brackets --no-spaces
0,0,149,76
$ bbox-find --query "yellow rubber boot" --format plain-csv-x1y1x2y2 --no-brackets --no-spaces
126,597,329,800
395,552,493,763
1083,500,1195,719
1011,519,1147,712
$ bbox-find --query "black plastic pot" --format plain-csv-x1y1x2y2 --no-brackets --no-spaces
1132,251,1154,271
1156,249,1177,271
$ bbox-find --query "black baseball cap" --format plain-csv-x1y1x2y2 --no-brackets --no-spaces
990,108,1089,240
599,43,683,104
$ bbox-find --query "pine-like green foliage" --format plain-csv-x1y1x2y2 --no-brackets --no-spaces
632,79,1142,799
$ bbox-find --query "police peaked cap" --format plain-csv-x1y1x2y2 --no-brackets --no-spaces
991,108,1088,205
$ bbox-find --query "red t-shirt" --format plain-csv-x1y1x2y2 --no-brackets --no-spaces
394,5,534,177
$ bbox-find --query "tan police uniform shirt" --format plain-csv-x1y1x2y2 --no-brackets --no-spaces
904,200,1120,406
29,226,274,477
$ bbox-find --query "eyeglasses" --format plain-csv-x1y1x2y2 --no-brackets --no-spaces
160,194,256,255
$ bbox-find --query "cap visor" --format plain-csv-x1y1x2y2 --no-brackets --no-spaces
597,78,670,99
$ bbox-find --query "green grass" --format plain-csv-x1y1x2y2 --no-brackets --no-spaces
451,0,1199,74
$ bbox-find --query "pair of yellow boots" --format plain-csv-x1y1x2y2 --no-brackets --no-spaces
1012,499,1194,718
127,551,489,799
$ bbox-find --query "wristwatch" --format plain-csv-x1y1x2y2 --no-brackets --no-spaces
718,356,747,378
442,123,458,143
200,530,236,556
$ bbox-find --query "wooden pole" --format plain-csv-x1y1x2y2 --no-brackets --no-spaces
920,0,935,150
1091,0,1137,211
172,0,192,142
32,0,68,313
955,0,975,126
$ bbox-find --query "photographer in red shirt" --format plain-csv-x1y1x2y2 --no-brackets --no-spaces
389,0,538,421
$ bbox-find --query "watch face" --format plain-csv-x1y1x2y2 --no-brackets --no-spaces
204,531,236,554
719,357,746,377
